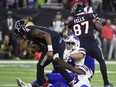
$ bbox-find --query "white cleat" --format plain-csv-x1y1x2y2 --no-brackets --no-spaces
16,78,32,87
16,78,27,87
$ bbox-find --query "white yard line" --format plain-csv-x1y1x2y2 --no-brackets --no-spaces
0,60,38,64
0,84,103,87
0,60,116,64
0,84,17,86
0,70,115,74
95,70,116,74
95,61,116,64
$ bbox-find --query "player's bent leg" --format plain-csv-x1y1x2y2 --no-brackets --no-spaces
46,73,68,85
53,62,73,83
46,72,74,85
90,44,111,86
85,55,95,73
49,81,69,87
36,63,44,86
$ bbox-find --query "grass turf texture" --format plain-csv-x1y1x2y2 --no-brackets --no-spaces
0,60,116,87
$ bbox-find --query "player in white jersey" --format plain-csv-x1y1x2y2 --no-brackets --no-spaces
16,35,93,87
64,35,93,87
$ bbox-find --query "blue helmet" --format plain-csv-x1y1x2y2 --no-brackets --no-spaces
71,4,84,16
14,20,27,36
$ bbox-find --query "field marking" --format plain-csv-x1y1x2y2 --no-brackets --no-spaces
0,60,116,64
0,60,38,64
0,84,103,87
0,70,116,74
0,61,115,87
0,84,104,87
0,84,17,87
95,71,116,74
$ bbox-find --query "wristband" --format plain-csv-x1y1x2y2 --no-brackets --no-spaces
47,45,53,51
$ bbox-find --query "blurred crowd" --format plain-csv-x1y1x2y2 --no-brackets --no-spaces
0,0,116,12
0,0,116,60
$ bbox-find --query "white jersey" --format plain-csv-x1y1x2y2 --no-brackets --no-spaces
73,65,93,87
63,47,93,87
63,47,86,66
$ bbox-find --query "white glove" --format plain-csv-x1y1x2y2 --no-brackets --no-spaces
53,53,59,60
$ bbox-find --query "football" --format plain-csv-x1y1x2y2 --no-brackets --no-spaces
29,41,40,54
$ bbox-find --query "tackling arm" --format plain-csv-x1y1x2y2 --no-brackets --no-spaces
69,52,85,60
54,57,85,75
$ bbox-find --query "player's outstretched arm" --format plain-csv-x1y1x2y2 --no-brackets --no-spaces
54,57,85,75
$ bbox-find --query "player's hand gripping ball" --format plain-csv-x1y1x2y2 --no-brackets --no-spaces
29,41,40,54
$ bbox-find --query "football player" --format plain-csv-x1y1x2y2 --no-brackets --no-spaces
17,36,95,87
62,36,93,87
14,20,80,87
68,3,113,87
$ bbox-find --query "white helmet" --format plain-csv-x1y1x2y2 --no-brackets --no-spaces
65,36,80,50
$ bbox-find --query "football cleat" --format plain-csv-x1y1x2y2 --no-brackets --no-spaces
104,83,113,87
16,78,32,87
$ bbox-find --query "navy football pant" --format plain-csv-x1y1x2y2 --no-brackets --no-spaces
81,43,109,85
36,40,73,86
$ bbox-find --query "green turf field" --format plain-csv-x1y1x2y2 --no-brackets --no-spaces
0,60,116,87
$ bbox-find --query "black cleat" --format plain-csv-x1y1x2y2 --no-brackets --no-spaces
104,83,113,87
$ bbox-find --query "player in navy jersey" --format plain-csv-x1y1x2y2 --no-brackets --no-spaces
14,20,81,87
17,54,95,87
16,36,95,87
68,4,113,87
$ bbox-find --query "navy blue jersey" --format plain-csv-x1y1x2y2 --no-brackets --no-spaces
25,25,62,50
68,13,110,85
68,13,96,43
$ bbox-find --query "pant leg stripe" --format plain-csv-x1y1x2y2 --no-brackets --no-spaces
40,56,47,66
